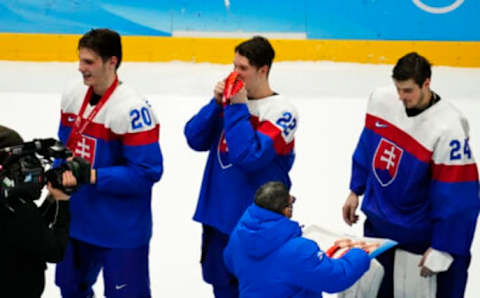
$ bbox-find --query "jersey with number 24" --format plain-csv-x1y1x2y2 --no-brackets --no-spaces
350,86,479,256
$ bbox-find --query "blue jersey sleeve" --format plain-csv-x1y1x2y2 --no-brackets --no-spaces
350,93,377,195
223,103,296,172
350,127,371,195
95,101,163,196
429,120,480,255
96,134,163,196
184,99,223,151
431,209,478,256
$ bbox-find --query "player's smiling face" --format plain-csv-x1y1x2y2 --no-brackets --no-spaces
394,78,430,110
78,47,111,91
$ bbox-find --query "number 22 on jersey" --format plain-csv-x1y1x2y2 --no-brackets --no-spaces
276,112,297,137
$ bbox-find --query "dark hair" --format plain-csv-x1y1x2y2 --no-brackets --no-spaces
254,181,290,214
78,28,122,69
235,36,275,74
392,52,431,87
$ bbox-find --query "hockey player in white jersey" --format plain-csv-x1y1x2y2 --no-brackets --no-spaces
343,52,479,298
54,28,163,298
185,36,298,297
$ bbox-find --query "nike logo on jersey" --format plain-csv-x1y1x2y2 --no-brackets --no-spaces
67,116,76,123
115,284,127,290
375,121,388,128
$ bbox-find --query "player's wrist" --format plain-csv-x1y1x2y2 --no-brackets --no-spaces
350,189,361,197
90,169,97,184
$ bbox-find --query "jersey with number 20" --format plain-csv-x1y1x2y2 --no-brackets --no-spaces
350,86,479,256
185,95,298,235
57,81,163,248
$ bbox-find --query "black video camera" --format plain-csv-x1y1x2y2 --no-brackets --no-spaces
0,138,90,200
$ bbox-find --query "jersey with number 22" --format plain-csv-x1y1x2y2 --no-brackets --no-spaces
185,94,298,235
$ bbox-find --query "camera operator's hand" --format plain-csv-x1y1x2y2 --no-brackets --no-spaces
47,182,70,201
65,156,94,184
61,170,77,188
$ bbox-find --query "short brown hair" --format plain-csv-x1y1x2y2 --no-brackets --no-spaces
78,28,122,69
392,52,432,87
235,36,275,73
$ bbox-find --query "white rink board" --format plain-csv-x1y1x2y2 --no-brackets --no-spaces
0,61,479,297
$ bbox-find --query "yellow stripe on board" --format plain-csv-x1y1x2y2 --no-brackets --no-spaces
0,33,479,67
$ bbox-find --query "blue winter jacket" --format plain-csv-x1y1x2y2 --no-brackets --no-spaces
224,204,370,298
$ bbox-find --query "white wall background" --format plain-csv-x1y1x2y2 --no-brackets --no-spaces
0,61,479,297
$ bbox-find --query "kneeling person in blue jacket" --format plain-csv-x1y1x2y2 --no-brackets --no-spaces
224,181,371,297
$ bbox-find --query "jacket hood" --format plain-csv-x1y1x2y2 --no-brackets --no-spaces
235,204,302,258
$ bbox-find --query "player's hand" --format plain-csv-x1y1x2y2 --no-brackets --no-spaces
343,191,359,226
419,247,435,277
214,80,225,104
47,182,70,201
230,86,247,104
72,157,92,184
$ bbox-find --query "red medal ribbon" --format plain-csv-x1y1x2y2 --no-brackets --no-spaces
66,76,119,151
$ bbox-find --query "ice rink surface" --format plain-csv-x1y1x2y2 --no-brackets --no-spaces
1,60,479,297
